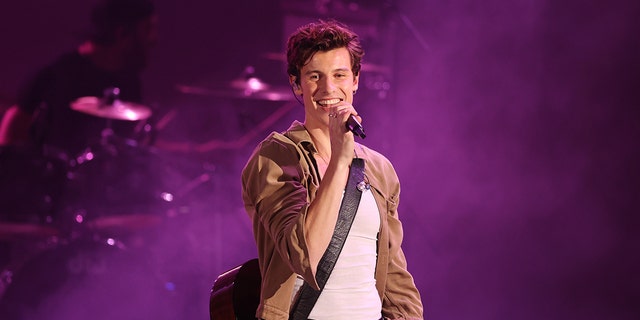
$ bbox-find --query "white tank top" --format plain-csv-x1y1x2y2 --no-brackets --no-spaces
293,188,382,319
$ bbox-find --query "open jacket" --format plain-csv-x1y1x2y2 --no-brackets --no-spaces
241,121,423,319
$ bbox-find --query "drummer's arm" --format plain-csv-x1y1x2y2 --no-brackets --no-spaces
0,105,32,145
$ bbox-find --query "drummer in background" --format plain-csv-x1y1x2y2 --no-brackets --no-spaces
0,0,157,156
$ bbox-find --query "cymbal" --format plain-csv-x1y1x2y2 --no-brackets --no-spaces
0,221,59,240
176,81,296,102
70,96,152,121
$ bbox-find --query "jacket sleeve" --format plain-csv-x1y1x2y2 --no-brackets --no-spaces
380,161,424,319
242,136,319,288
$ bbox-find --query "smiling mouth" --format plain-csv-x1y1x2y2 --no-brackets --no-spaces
316,98,342,107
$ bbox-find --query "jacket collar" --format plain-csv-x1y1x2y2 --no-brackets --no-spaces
282,120,383,192
283,120,317,154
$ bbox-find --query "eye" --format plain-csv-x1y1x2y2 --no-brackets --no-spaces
309,74,319,81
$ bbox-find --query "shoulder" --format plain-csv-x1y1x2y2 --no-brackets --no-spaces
255,131,300,159
241,131,310,200
243,131,301,172
247,121,311,164
357,143,400,196
41,51,87,73
25,51,87,85
356,143,395,173
15,52,75,110
23,51,76,81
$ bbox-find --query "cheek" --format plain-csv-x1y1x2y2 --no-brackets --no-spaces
304,93,314,103
302,83,316,95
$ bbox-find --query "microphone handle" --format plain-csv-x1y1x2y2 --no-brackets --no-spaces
346,115,366,139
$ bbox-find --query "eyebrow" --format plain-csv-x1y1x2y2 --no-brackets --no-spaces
303,67,351,75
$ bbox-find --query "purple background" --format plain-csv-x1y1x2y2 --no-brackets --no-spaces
1,0,639,319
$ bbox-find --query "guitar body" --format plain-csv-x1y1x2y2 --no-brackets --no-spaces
210,258,261,320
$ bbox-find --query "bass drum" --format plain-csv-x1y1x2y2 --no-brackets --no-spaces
0,237,168,320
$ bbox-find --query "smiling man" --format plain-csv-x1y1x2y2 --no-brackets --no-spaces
241,20,423,319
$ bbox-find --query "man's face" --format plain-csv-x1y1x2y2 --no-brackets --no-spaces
294,47,359,129
122,15,158,71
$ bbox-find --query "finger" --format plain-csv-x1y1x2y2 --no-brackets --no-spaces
336,109,360,123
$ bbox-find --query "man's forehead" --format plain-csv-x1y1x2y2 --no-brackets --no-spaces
302,49,352,73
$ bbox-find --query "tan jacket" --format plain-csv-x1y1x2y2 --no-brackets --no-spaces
242,121,423,319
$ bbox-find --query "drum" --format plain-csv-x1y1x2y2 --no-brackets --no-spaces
62,138,182,234
0,146,69,231
0,236,165,319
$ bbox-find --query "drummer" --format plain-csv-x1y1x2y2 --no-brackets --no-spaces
0,0,158,156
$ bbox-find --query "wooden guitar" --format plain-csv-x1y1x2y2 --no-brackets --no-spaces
209,258,261,320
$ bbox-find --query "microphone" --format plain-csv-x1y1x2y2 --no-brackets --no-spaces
346,115,366,139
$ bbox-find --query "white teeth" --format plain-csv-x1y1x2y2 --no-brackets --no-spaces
317,99,341,106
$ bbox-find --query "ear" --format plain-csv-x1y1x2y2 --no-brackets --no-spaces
353,74,359,92
289,75,302,95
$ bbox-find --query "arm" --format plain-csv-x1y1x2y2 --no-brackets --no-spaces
304,104,357,276
242,137,321,288
302,148,349,276
1,59,56,146
0,105,32,145
382,222,424,319
378,160,424,319
242,132,354,289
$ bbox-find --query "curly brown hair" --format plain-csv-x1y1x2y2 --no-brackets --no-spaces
286,20,364,85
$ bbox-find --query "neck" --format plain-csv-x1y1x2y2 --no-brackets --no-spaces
305,125,331,161
79,41,125,73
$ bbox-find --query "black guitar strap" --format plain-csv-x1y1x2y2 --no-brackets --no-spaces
290,158,366,320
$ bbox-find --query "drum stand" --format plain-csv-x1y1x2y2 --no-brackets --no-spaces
0,235,59,301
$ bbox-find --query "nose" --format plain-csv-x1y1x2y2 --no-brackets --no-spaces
319,77,337,93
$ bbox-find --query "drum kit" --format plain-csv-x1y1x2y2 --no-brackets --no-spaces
1,90,165,235
0,90,208,312
0,76,296,315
